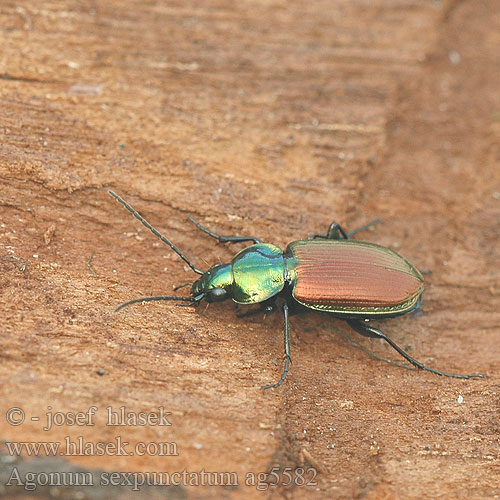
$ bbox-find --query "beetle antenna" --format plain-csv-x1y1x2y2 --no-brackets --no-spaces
109,191,204,275
114,294,201,313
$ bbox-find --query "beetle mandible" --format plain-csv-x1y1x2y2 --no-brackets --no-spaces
109,191,483,389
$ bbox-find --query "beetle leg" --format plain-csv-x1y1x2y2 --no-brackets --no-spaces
346,218,380,238
309,222,349,240
309,219,380,240
188,216,262,244
346,319,484,379
235,300,276,318
326,222,349,240
262,303,291,390
236,304,257,318
173,281,193,291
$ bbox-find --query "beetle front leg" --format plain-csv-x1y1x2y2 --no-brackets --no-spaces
346,319,484,379
262,303,291,390
188,216,262,244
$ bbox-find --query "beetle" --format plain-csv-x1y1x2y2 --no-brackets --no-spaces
109,191,483,389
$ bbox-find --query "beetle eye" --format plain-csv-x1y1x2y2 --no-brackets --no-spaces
206,288,228,303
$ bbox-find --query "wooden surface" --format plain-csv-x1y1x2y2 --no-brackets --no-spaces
1,1,499,499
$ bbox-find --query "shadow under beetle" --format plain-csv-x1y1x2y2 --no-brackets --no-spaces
109,191,483,389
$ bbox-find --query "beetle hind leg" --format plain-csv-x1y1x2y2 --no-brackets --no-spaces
262,303,291,390
346,319,484,379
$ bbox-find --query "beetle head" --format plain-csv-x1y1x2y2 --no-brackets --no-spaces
191,263,233,303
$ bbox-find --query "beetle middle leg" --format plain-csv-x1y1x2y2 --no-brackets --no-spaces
309,222,349,240
235,300,276,318
262,303,291,390
309,218,380,240
188,216,262,244
346,319,484,379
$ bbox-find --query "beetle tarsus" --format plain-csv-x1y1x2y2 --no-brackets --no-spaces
346,319,484,379
262,303,291,390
